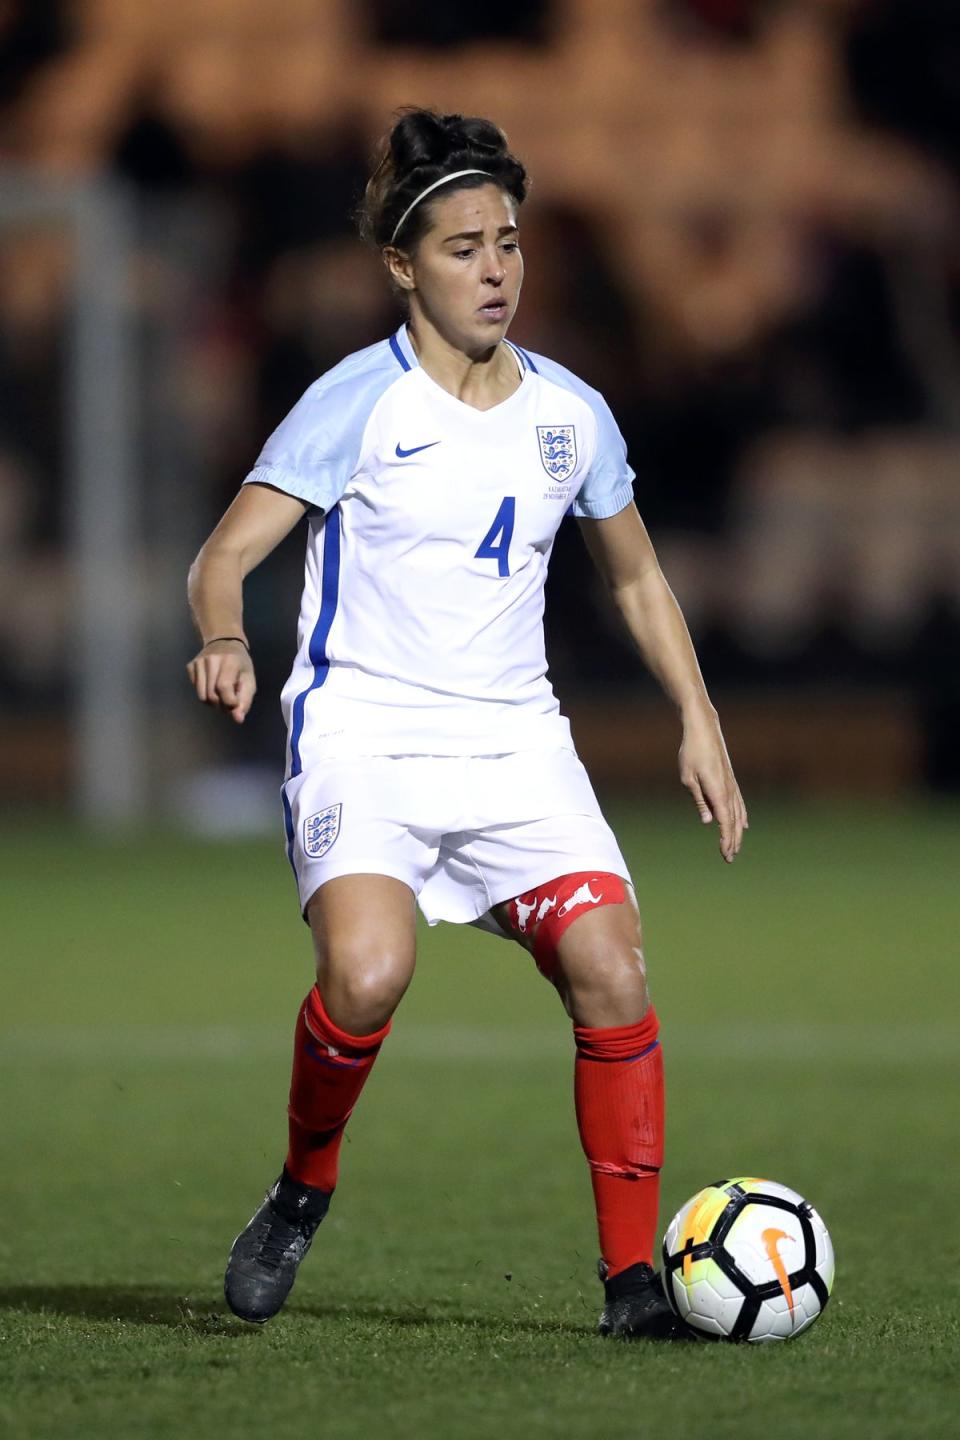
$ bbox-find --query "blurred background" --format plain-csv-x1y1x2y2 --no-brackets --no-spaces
4,10,959,1427
1,0,958,829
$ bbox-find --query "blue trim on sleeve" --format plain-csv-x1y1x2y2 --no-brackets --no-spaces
288,507,342,778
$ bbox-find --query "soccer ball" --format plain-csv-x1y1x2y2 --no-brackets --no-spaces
662,1177,834,1342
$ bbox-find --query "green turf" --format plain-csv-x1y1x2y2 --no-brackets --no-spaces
1,801,958,1439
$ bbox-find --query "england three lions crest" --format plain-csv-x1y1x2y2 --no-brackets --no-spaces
537,425,577,481
303,803,341,859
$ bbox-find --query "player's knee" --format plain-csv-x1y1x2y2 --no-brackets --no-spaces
559,934,648,998
317,940,414,1033
555,931,650,1026
514,874,645,1008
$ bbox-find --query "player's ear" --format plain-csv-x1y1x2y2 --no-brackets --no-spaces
382,245,416,292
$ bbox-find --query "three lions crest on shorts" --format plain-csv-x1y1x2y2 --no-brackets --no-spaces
536,425,576,481
303,803,341,859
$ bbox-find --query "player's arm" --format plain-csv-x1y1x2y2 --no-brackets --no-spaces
187,483,309,724
578,502,748,862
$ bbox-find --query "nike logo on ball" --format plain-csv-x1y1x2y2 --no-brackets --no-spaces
761,1228,796,1314
395,441,440,458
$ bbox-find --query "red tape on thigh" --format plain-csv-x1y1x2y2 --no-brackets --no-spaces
507,872,628,984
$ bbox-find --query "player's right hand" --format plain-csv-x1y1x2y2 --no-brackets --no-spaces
186,639,256,724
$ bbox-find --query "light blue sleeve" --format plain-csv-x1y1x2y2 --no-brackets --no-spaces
243,344,401,511
571,388,635,519
523,351,635,519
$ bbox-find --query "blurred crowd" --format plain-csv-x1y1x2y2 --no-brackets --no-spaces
1,0,959,786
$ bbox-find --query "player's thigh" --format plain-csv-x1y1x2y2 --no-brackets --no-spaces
551,891,649,1025
491,876,649,1026
286,759,441,1028
306,874,418,1029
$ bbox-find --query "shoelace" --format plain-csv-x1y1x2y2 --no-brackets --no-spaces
255,1213,302,1272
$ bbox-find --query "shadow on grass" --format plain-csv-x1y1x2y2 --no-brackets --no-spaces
292,1297,595,1340
0,1284,595,1341
0,1285,248,1336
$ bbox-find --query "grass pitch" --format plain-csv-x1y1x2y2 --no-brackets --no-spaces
1,801,957,1440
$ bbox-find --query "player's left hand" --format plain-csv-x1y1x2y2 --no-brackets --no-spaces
678,705,748,863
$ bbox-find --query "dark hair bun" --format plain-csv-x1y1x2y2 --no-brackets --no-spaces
359,109,528,248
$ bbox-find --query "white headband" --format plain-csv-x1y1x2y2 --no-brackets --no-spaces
389,169,492,245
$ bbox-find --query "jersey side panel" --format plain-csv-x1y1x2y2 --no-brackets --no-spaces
280,377,419,778
261,343,416,778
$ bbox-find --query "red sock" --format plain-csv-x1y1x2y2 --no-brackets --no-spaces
285,985,390,1192
573,1007,664,1279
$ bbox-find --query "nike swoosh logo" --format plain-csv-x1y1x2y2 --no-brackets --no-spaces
761,1227,796,1314
395,441,440,458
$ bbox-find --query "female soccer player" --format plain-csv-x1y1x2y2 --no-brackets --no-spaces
187,110,746,1339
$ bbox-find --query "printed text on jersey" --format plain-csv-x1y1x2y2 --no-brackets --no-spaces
475,496,516,577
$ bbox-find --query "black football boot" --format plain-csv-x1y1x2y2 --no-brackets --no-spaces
224,1169,331,1323
597,1259,692,1340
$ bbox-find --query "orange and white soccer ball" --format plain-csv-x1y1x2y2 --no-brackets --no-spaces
662,1178,834,1342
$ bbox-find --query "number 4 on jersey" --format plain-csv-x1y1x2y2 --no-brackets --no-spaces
475,496,515,577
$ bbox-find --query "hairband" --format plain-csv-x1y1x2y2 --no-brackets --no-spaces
389,169,492,245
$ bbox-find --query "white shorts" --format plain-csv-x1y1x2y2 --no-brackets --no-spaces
281,749,629,926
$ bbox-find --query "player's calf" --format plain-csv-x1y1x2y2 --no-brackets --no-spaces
500,874,676,1334
225,983,392,1323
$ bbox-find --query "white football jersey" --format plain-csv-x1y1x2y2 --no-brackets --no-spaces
243,324,634,776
